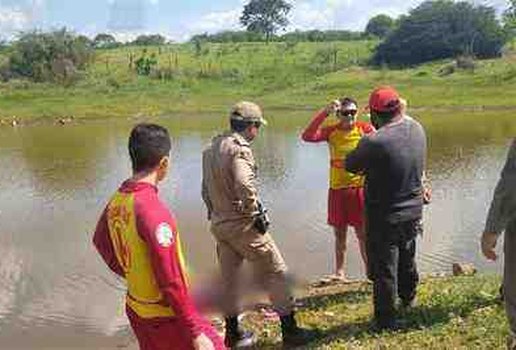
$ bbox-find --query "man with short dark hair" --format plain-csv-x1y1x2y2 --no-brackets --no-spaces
93,123,224,350
345,87,427,330
202,102,317,348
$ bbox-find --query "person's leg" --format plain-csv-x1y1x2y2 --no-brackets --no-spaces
328,188,349,279
367,221,398,329
240,229,317,346
353,224,368,273
334,226,348,279
216,240,244,317
348,187,367,273
240,231,291,315
397,220,419,307
216,239,256,348
374,242,398,328
504,226,516,345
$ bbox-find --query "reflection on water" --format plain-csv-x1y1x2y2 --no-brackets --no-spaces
0,111,514,348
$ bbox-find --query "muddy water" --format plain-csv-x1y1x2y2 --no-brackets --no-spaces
0,111,514,348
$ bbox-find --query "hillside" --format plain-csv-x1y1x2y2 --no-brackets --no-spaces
0,40,515,123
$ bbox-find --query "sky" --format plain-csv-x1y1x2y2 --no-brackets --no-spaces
0,0,509,42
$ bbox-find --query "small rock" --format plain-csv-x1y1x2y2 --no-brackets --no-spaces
452,262,477,276
314,277,332,287
57,116,73,125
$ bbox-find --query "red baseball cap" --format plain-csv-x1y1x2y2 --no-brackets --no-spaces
369,86,400,113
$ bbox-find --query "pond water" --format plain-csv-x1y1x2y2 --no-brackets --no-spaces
0,110,514,348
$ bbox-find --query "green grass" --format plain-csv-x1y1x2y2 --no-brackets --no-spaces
0,41,515,122
240,275,506,349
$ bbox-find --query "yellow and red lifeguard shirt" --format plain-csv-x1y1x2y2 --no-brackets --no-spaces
301,109,374,189
93,181,201,338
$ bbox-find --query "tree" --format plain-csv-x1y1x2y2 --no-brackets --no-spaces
240,0,292,43
93,33,119,49
372,1,508,66
7,29,94,83
365,14,395,38
504,0,516,37
76,35,93,47
131,34,167,46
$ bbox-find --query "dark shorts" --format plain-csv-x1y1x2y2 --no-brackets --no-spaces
328,187,365,228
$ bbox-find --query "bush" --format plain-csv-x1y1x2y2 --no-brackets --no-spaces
281,30,364,42
190,31,265,43
372,1,508,66
7,29,94,83
135,50,158,76
189,29,365,43
131,34,167,46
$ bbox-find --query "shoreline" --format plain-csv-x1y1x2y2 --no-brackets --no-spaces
2,104,516,129
0,273,504,349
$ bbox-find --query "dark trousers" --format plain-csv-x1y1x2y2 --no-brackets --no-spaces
504,222,516,338
366,218,421,326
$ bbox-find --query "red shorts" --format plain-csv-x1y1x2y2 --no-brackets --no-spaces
328,187,365,228
126,306,225,350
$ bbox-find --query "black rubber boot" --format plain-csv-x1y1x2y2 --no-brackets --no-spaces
224,316,257,349
280,313,318,347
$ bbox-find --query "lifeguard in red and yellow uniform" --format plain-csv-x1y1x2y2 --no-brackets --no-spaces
302,98,374,281
93,123,225,350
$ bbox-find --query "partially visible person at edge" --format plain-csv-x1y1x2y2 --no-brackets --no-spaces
201,102,318,348
345,86,428,330
480,139,516,350
301,97,374,280
93,124,225,350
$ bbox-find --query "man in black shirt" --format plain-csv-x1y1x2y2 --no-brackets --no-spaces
346,86,427,330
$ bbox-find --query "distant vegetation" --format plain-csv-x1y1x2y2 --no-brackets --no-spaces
191,29,365,43
505,0,516,38
0,0,510,87
372,0,508,66
240,0,291,43
1,37,515,122
131,34,167,47
1,29,93,84
93,33,118,49
365,14,396,39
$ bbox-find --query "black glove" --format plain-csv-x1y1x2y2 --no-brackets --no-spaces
253,201,270,234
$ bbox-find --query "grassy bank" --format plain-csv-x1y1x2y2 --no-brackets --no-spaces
0,41,515,123
239,274,506,349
